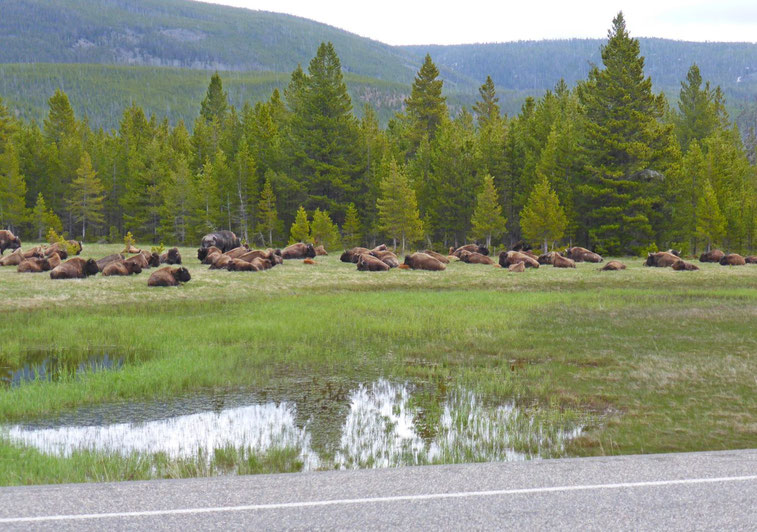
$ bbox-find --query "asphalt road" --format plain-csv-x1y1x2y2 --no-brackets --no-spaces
0,449,755,531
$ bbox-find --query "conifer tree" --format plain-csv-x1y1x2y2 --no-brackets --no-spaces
695,179,726,251
200,72,229,124
0,142,28,232
256,175,280,246
520,177,568,254
470,174,507,249
289,205,311,244
159,157,192,244
473,76,500,128
342,203,362,248
311,208,341,250
43,89,77,146
405,54,447,149
231,137,257,242
377,158,423,253
67,152,104,239
31,192,62,240
193,158,221,234
676,64,727,152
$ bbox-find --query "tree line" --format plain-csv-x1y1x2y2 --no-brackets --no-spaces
1,13,755,256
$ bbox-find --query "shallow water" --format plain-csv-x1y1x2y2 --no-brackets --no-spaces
0,351,123,387
3,379,584,471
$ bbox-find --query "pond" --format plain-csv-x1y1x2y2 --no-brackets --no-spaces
3,379,584,471
0,351,123,387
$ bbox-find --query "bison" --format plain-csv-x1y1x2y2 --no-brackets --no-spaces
510,240,533,252
209,254,233,270
720,253,746,266
200,246,223,264
17,257,53,273
672,260,699,271
160,247,182,265
96,253,125,272
746,256,757,264
200,230,240,253
102,260,143,276
459,251,495,265
0,249,24,266
50,257,99,279
370,249,399,268
227,258,257,271
565,247,603,263
314,245,328,256
450,244,489,257
552,254,576,268
508,262,526,272
0,230,21,255
644,251,680,268
404,253,446,271
601,261,627,271
699,249,725,263
340,247,371,263
282,243,316,259
421,250,450,264
357,254,390,271
537,252,559,265
148,266,191,287
498,251,539,269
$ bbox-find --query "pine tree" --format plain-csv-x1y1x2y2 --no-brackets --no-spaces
289,205,311,244
676,64,727,152
67,151,105,239
377,158,423,253
0,142,28,232
311,208,341,250
342,203,362,248
231,137,257,242
472,76,500,128
404,54,447,148
31,193,62,240
256,175,281,246
470,174,507,249
159,157,192,244
577,12,674,254
520,177,568,254
695,179,726,251
192,158,221,234
200,72,229,125
43,89,77,146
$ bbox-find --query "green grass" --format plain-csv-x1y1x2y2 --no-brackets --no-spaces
0,243,756,484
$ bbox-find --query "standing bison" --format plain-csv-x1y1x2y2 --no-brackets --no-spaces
200,231,240,253
0,230,21,255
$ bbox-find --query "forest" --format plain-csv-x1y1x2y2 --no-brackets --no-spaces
1,13,756,256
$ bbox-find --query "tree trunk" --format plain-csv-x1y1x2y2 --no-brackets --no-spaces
543,238,548,255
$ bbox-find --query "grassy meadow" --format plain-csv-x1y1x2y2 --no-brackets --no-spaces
0,243,755,485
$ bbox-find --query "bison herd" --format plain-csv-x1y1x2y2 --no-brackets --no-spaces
1,227,755,288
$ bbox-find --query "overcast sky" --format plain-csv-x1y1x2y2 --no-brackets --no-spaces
196,0,757,45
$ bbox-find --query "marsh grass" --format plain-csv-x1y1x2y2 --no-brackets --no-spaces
0,243,755,484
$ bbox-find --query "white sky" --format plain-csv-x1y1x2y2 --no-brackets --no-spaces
195,0,757,45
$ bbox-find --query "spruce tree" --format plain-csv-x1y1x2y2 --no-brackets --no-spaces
0,142,28,233
231,137,257,242
473,76,500,128
200,72,229,124
256,175,280,246
289,205,311,244
342,203,362,248
676,64,727,152
520,177,568,254
470,174,507,249
67,152,105,239
377,158,423,253
32,192,62,240
696,179,726,251
577,12,674,254
405,54,447,148
43,89,77,146
311,208,341,250
159,157,192,244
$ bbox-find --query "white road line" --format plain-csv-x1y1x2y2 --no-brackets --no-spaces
2,475,755,524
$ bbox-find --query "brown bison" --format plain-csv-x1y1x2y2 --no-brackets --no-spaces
720,253,746,266
251,257,273,270
0,230,21,255
125,251,160,269
0,249,24,266
159,247,182,265
46,252,61,269
102,260,143,276
222,246,250,259
459,251,495,265
227,258,257,271
644,251,680,268
537,252,558,265
45,240,82,258
372,244,388,252
404,253,446,271
96,253,125,271
498,251,539,269
370,249,399,268
565,247,603,263
421,250,450,264
238,248,278,264
21,246,45,259
148,266,191,287
601,261,627,271
450,244,489,257
552,254,576,268
200,231,240,253
340,247,371,263
746,256,757,264
17,257,53,273
123,244,141,254
200,246,223,264
50,257,99,279
672,260,699,271
510,240,533,252
699,249,725,263
508,262,526,272
282,243,316,260
357,254,391,271
209,254,233,269
314,245,328,256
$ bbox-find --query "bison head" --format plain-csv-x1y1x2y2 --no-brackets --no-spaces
10,236,21,251
128,262,143,274
148,252,161,267
167,248,180,264
305,244,316,259
175,267,191,283
197,247,209,261
84,259,99,276
340,250,352,263
477,245,490,256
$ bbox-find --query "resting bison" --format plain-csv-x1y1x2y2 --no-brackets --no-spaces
0,230,21,255
498,251,539,269
508,262,526,272
314,245,328,256
200,230,240,253
357,254,390,271
147,266,191,287
17,257,53,273
404,253,446,271
227,258,257,271
699,249,724,263
199,246,222,264
601,261,627,271
0,249,23,266
537,252,559,265
450,244,489,257
209,254,233,269
720,253,746,266
45,240,82,258
238,248,278,264
340,247,371,263
746,256,757,264
565,247,603,263
96,253,125,272
160,247,182,265
282,243,316,259
50,257,99,279
21,246,45,259
644,251,680,268
672,260,699,271
459,251,495,265
510,240,533,252
421,250,450,264
552,254,576,268
370,249,399,268
126,251,160,269
102,260,143,276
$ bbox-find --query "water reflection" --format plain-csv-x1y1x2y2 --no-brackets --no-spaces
3,380,583,471
0,352,123,387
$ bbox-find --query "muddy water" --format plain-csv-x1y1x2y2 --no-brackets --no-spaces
3,379,584,471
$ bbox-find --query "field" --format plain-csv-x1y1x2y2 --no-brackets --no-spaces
0,244,756,485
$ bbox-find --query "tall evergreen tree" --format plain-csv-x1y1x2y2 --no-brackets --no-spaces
200,72,229,125
159,156,193,244
67,152,104,239
311,208,341,250
520,176,568,253
289,205,311,244
404,54,447,150
342,203,362,248
31,192,62,240
473,76,500,128
470,174,507,249
675,64,727,152
377,158,423,253
577,12,674,254
695,179,726,251
0,142,27,232
256,175,280,246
